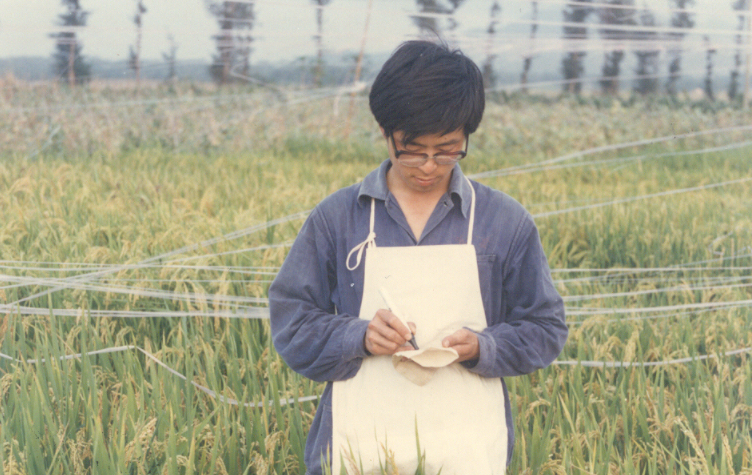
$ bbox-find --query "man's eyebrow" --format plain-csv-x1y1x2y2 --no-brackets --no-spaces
407,138,463,147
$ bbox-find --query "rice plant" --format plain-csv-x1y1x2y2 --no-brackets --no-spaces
1,82,751,473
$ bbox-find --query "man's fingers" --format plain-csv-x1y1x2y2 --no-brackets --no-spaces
367,335,402,353
366,310,411,355
442,328,479,362
365,310,421,356
442,330,468,348
375,309,413,341
366,330,402,354
369,315,406,343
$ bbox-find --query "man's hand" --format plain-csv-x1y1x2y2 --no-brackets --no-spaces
365,309,417,356
442,328,480,363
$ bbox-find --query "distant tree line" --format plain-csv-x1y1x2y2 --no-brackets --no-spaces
559,0,691,96
47,0,752,102
51,0,90,85
128,0,147,86
514,0,751,100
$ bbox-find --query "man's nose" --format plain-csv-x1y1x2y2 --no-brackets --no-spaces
418,156,439,174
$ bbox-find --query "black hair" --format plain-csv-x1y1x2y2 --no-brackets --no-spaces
368,40,485,144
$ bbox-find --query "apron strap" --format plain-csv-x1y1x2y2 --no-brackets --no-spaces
465,176,476,245
346,198,377,271
347,177,476,270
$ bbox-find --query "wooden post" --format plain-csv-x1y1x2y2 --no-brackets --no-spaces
134,0,144,89
744,0,752,109
68,38,76,86
343,0,372,139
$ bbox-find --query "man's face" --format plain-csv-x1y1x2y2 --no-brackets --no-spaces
385,129,466,196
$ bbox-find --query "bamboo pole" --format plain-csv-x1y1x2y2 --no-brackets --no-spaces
343,0,372,139
68,39,75,86
744,0,752,109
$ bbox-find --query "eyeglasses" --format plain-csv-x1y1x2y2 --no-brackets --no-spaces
390,133,469,168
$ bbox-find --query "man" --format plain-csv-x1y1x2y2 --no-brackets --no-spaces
269,40,567,475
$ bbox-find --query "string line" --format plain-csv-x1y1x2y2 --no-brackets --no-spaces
0,345,317,408
1,343,747,411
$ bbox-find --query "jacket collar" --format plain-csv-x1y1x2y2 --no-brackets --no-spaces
357,159,472,218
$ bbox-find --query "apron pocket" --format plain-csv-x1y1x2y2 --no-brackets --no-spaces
392,346,459,386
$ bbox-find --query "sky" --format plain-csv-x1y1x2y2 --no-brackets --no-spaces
0,0,745,78
3,0,428,62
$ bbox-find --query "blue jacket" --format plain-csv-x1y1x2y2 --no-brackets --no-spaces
269,160,568,474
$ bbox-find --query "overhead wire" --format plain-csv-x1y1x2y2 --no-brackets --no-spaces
3,124,750,318
0,331,747,415
554,347,751,368
3,0,749,99
0,344,314,407
474,139,752,182
2,140,749,409
470,124,752,180
567,303,751,326
4,2,752,397
532,176,752,218
562,278,752,304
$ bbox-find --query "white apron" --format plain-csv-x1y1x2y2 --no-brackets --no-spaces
332,178,507,475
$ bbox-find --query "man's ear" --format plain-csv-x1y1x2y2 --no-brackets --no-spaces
379,126,386,139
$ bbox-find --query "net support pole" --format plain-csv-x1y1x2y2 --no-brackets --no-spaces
744,0,752,109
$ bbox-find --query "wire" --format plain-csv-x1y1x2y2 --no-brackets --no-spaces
566,298,752,317
532,176,752,219
470,125,752,180
473,140,752,181
1,210,309,309
562,278,752,303
568,303,751,326
532,0,748,18
0,344,316,408
2,340,747,413
554,347,751,368
2,306,270,319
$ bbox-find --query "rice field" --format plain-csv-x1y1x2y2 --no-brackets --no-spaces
1,80,751,474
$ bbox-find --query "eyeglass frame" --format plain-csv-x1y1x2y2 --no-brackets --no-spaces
390,132,469,168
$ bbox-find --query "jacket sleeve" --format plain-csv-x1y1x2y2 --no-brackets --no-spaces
467,215,568,378
268,207,370,383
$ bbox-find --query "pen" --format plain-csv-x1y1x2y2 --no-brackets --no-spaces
378,287,419,350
